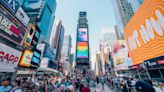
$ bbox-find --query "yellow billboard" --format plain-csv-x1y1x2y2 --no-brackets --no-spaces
124,0,164,65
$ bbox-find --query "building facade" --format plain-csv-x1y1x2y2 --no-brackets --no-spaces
61,35,72,62
111,0,134,39
128,0,144,13
76,12,90,69
18,0,57,42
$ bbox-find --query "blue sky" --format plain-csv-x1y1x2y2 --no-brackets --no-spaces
55,0,116,56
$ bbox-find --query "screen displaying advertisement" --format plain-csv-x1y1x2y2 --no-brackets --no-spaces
78,28,88,42
76,42,88,58
0,0,20,13
31,25,41,47
124,0,164,65
113,40,132,70
0,42,22,72
19,50,33,67
31,50,41,66
24,24,36,47
0,5,27,46
40,57,49,68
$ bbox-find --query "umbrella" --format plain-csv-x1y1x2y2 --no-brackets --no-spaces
135,80,155,92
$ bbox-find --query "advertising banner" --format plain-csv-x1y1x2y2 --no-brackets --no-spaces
78,28,88,42
76,42,88,58
113,40,132,70
40,57,49,68
19,50,33,67
31,49,41,67
0,5,27,46
24,24,36,47
124,0,164,65
31,25,41,47
16,7,30,27
0,0,19,13
0,42,22,72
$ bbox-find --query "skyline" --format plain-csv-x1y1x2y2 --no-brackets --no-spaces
55,0,116,57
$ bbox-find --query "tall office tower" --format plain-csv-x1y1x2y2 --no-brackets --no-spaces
76,12,90,69
128,0,144,13
18,0,57,42
61,35,72,63
111,0,134,39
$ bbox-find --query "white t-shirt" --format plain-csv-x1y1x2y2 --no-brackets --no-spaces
154,86,163,92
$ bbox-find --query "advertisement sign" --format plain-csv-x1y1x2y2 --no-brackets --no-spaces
0,0,19,13
113,40,132,70
78,28,88,42
19,50,33,67
40,57,49,68
24,24,36,47
31,49,41,67
16,7,30,27
124,0,164,65
0,42,22,72
0,5,27,46
76,42,88,58
31,25,41,47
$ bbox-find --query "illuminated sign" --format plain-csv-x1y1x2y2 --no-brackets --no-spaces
24,24,35,47
0,5,27,46
124,0,164,65
76,42,88,58
0,0,19,13
0,42,22,72
19,50,33,67
78,28,88,42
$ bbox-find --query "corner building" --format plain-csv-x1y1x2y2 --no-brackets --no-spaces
76,12,90,69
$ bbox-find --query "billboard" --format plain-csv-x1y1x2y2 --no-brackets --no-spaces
76,42,88,58
16,7,30,27
0,0,19,13
19,50,33,67
124,0,164,65
112,40,132,70
0,42,22,72
78,28,88,42
0,5,27,46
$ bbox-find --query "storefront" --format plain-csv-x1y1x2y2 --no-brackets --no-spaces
0,42,22,80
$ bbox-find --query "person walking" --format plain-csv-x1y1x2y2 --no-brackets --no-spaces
81,83,90,92
100,76,105,90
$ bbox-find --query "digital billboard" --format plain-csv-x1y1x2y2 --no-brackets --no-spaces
124,0,164,65
76,42,88,58
0,5,27,46
78,28,88,42
19,50,33,67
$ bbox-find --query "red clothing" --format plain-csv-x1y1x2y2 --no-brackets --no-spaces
81,87,90,92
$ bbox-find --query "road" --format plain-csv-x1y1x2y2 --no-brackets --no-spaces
90,84,116,92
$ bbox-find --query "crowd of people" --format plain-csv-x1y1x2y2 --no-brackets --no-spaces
0,74,92,92
106,76,164,92
0,74,164,92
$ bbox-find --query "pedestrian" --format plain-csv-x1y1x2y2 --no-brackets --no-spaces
0,79,12,91
100,76,105,90
81,83,90,92
10,80,23,92
120,80,128,92
96,76,99,85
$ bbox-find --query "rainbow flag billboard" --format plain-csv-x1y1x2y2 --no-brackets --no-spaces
76,28,89,59
77,42,88,58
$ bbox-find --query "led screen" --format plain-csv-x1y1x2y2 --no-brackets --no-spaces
78,28,88,42
76,42,88,58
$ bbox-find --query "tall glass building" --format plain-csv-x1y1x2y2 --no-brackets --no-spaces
61,35,72,62
128,0,144,13
111,0,134,39
18,0,57,42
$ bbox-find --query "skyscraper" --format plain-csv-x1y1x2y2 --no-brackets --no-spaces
111,0,134,39
76,12,90,69
128,0,144,13
18,0,57,42
61,35,72,63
